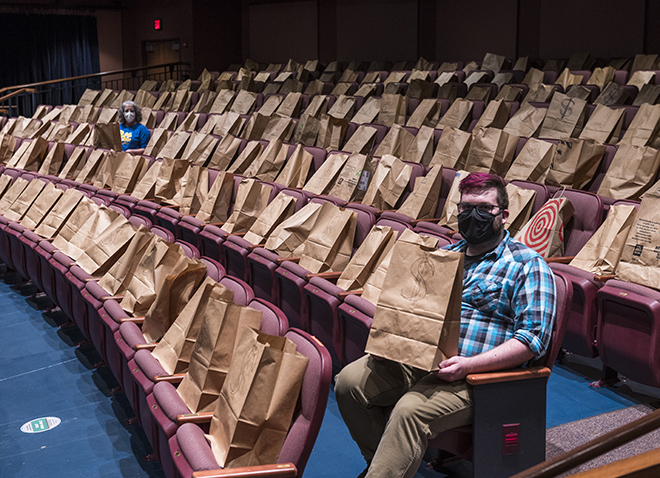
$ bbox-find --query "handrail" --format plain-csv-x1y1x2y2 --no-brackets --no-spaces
511,407,660,478
0,88,36,102
0,62,190,95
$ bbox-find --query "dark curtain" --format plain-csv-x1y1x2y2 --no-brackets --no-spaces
0,13,101,106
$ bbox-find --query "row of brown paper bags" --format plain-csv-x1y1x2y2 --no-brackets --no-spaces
1,118,122,151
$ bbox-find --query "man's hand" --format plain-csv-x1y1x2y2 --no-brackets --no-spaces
435,356,473,382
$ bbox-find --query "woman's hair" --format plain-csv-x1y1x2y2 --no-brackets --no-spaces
117,100,142,125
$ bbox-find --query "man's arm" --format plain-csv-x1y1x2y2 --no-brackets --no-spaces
434,338,534,382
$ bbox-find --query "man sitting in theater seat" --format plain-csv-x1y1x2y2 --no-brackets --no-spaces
118,100,150,154
335,172,557,478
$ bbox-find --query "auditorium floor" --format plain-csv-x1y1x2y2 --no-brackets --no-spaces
1,278,658,478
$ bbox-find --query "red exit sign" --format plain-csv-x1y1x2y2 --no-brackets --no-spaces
154,19,161,30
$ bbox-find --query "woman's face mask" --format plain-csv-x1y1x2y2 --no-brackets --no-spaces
124,110,135,123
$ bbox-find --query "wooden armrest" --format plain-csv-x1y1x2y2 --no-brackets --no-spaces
135,342,157,351
44,237,55,242
248,244,266,251
85,277,100,282
545,256,575,264
466,366,551,386
594,274,616,282
231,232,247,237
276,257,300,265
305,271,341,280
176,411,214,425
338,289,363,299
154,373,187,383
102,295,124,301
192,463,297,478
120,316,144,324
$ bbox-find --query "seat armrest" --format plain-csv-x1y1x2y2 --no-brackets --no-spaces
338,289,363,299
154,373,187,384
305,271,341,280
192,463,297,477
411,217,443,225
102,295,124,301
135,342,158,351
176,411,214,425
594,274,616,283
466,366,551,386
545,256,575,264
120,316,144,324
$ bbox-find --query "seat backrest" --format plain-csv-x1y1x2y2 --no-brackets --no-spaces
128,215,152,229
200,256,226,282
218,275,254,306
150,225,175,242
552,188,604,256
175,240,200,259
278,328,332,474
533,270,573,370
509,179,550,215
248,298,289,336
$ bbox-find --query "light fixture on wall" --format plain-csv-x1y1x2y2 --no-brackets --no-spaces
154,19,161,30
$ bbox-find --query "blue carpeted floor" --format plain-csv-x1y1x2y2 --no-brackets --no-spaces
1,277,658,478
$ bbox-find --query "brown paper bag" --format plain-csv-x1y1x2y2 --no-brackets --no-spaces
616,185,660,288
327,153,369,202
75,216,138,275
176,112,201,133
7,137,49,171
129,160,161,200
316,114,349,151
464,127,519,177
221,179,271,234
627,71,655,91
143,128,170,158
361,155,412,210
505,138,556,183
406,98,440,129
243,139,288,181
362,229,438,305
473,99,510,130
429,127,472,169
21,182,63,230
365,241,462,371
555,68,584,89
436,98,473,131
597,144,660,200
496,85,524,102
37,142,66,176
229,90,258,115
336,225,396,292
243,192,297,245
523,84,556,106
58,146,91,180
374,124,415,158
570,204,637,276
588,66,616,89
0,133,18,164
274,144,313,189
377,94,407,126
154,158,191,201
396,164,443,220
207,327,308,468
514,196,574,258
210,90,237,115
579,104,625,144
504,183,537,238
206,134,242,170
0,177,29,215
303,152,349,195
181,132,218,165
3,179,47,222
503,102,547,138
437,170,470,230
342,125,378,155
298,204,357,273
538,93,588,138
546,138,606,189
152,278,235,374
351,97,381,125
93,122,122,151
194,171,234,223
227,141,262,175
176,301,264,413
620,103,660,147
264,202,324,257
594,82,630,106
402,125,435,165
522,68,544,87
158,131,191,159
34,188,85,238
53,204,119,260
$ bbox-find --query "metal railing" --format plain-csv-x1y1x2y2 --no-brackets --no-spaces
0,62,190,118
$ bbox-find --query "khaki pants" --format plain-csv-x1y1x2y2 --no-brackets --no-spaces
335,355,473,478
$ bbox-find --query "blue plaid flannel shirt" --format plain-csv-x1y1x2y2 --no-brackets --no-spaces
444,231,557,359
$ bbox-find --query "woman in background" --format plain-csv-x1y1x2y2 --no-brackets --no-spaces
118,100,150,154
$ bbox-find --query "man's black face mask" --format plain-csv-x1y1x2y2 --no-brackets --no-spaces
457,205,502,246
